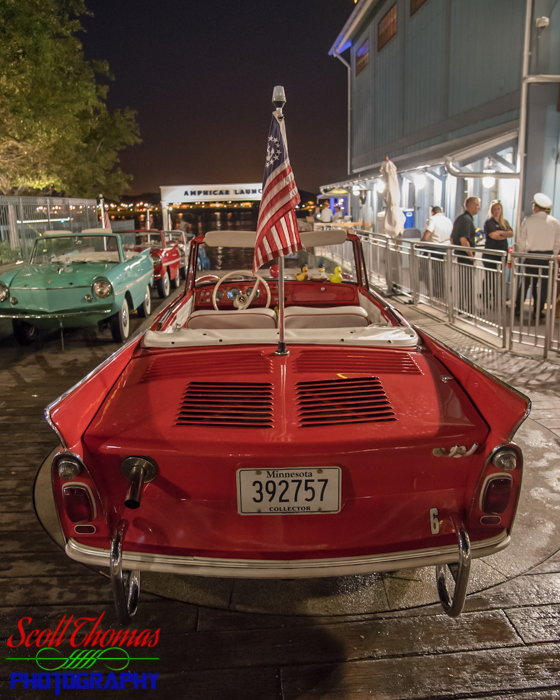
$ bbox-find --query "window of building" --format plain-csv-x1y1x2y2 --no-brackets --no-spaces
378,4,397,51
410,0,428,15
355,39,369,75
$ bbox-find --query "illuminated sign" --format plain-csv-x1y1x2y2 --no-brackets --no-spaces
160,184,263,206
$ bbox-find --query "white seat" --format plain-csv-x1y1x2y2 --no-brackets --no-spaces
284,305,370,329
187,307,277,330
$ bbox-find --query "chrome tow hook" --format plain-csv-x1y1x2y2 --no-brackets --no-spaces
110,519,140,625
120,456,158,509
436,514,471,618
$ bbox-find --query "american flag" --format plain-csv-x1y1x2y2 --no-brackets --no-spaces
253,113,301,275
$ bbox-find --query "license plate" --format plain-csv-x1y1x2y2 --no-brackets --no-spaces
237,467,341,515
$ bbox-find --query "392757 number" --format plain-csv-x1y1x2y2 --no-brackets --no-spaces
252,478,328,503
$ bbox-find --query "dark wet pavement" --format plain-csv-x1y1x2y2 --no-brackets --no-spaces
1,292,560,699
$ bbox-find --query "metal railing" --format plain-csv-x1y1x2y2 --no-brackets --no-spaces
0,196,98,266
353,230,560,358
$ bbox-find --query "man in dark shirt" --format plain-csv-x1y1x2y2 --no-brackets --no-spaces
451,197,480,314
451,197,480,262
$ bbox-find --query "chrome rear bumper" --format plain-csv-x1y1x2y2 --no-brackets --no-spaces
66,530,509,579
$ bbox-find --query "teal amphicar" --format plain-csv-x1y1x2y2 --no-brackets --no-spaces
0,229,154,344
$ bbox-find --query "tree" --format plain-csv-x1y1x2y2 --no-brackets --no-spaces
0,0,140,198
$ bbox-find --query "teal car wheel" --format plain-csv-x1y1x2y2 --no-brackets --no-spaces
12,319,36,346
110,298,130,343
137,285,152,318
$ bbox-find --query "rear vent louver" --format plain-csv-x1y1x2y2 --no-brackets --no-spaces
295,349,421,375
176,382,273,428
296,377,396,427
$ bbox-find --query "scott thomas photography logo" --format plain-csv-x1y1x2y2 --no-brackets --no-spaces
6,611,160,695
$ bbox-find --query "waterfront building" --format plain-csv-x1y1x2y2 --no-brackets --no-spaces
323,0,560,237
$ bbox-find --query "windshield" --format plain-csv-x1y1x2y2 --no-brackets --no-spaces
195,241,357,285
31,235,121,265
135,233,163,248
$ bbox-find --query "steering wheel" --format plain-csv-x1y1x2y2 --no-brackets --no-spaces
212,270,271,311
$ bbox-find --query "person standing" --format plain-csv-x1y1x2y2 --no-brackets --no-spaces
451,197,480,259
420,206,453,298
484,200,512,262
515,193,560,319
482,200,512,307
332,206,343,222
451,197,480,313
319,202,333,223
421,206,453,245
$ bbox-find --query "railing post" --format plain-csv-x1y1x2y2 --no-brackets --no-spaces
550,258,559,355
508,254,517,352
410,243,419,305
500,254,507,349
384,239,392,293
544,258,555,359
446,247,454,323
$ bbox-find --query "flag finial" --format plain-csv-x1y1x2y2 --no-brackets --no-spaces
272,85,286,111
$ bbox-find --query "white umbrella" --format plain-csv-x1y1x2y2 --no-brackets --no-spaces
380,158,405,238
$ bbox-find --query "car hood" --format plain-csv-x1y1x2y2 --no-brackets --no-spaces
7,263,117,289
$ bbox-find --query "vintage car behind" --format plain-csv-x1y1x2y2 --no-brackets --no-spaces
123,230,181,298
0,229,154,344
164,230,194,278
46,229,530,623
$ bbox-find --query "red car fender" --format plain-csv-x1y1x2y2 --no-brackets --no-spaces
46,334,143,453
416,329,530,443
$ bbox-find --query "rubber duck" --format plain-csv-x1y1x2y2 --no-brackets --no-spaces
296,264,308,282
329,266,343,284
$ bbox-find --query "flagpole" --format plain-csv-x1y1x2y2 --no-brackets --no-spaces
272,86,289,357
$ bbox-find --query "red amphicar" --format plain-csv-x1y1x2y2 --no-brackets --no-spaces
46,228,530,623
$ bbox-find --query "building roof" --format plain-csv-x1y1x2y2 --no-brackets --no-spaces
329,0,378,56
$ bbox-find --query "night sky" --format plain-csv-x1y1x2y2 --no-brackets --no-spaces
80,1,353,196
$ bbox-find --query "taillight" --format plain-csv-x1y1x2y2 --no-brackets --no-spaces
62,484,95,523
480,475,513,514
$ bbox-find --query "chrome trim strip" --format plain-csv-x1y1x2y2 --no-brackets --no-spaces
66,530,509,578
0,310,112,320
10,285,91,291
114,270,154,296
44,417,67,451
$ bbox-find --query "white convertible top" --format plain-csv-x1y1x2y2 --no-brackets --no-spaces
204,229,348,248
144,326,418,349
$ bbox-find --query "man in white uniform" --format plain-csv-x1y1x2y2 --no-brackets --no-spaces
515,193,560,318
421,206,453,244
420,207,453,298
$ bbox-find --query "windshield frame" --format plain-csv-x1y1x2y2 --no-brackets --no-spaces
194,241,358,287
29,237,124,265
